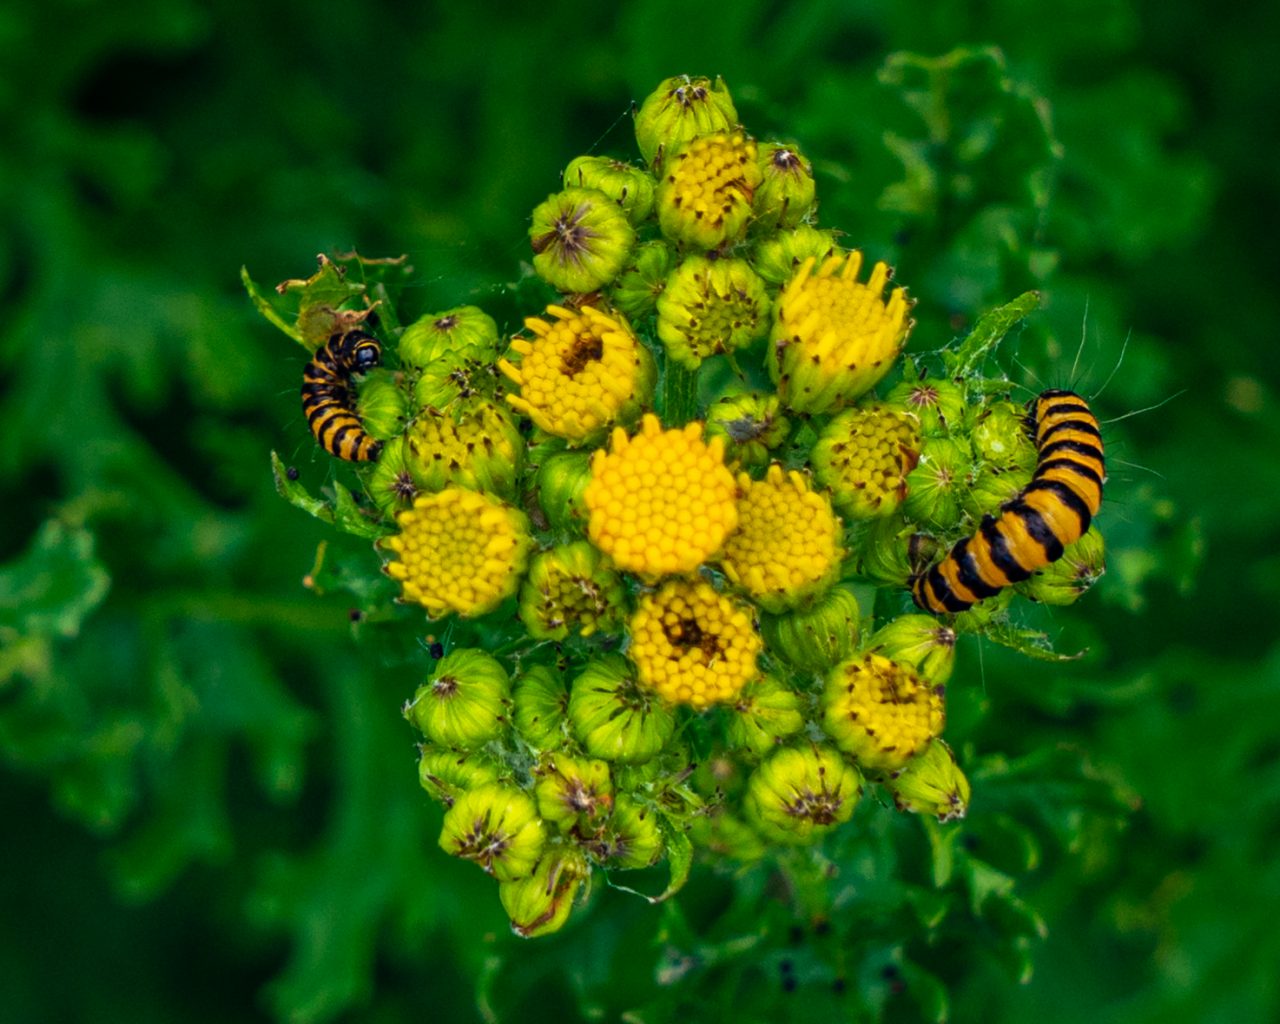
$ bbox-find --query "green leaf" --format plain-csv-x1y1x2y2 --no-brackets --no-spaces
241,266,306,348
332,481,390,540
0,519,110,639
945,291,1041,378
271,451,335,525
967,619,1086,662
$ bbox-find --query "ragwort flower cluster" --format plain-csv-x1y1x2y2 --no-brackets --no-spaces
258,74,1107,939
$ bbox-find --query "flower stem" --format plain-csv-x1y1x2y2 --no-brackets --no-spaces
662,359,700,426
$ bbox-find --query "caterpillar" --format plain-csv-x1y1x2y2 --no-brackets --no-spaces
301,329,384,462
911,388,1105,614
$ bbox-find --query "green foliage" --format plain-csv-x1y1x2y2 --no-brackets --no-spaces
0,1,1274,1022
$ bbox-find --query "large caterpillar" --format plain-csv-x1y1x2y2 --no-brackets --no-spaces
911,388,1105,614
301,329,384,462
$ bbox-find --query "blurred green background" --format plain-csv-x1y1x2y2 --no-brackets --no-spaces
3,0,1277,1021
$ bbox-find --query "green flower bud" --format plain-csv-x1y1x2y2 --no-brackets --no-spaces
656,256,770,369
405,649,511,749
689,809,768,863
412,359,502,412
568,656,677,764
656,132,762,251
704,389,790,470
564,155,655,224
752,224,841,287
970,400,1037,472
405,398,524,500
535,450,592,535
366,435,421,516
744,745,862,845
584,795,665,869
760,583,862,674
518,541,626,641
354,368,409,440
534,752,613,832
610,743,693,795
399,306,500,372
960,464,1031,520
884,378,968,437
754,142,817,230
439,783,546,881
864,614,956,687
882,739,970,822
513,664,570,751
821,654,945,772
634,74,739,170
811,404,921,520
418,745,504,806
610,240,675,321
902,436,975,531
499,849,589,938
725,675,806,756
530,187,636,295
852,515,937,588
1019,526,1106,605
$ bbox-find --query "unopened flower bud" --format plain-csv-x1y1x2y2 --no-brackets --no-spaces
970,400,1037,472
512,665,571,751
418,745,503,806
753,225,841,287
499,849,589,938
399,306,500,372
634,74,739,170
530,187,636,294
811,404,921,520
689,809,768,863
1019,526,1106,605
759,583,862,674
536,450,592,534
884,378,967,437
568,656,677,764
656,256,770,369
534,752,614,832
354,368,409,440
412,359,501,412
656,132,762,250
744,745,862,845
822,653,944,771
405,648,511,749
405,398,524,500
725,675,805,756
439,783,546,881
586,795,664,869
754,142,817,230
564,155,655,224
865,614,956,687
902,436,974,531
704,390,790,470
366,435,420,516
851,515,925,588
518,541,625,640
882,739,970,822
961,465,1030,520
610,240,674,321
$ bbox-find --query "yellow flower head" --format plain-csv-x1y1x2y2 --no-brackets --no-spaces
810,404,921,519
657,131,762,250
821,653,945,771
499,304,654,445
656,256,770,370
383,487,531,618
628,578,761,709
584,414,738,577
406,398,523,500
720,464,845,613
769,253,913,413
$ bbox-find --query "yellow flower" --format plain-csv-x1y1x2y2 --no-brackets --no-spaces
656,256,770,369
383,487,531,618
769,253,913,413
628,577,761,709
499,305,654,445
584,414,738,577
720,465,844,613
406,397,523,500
810,404,921,519
821,653,944,771
657,131,762,250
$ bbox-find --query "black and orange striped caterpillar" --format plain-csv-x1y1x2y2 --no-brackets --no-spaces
301,329,384,462
911,388,1105,614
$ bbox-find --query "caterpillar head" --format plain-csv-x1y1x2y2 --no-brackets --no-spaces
340,330,382,374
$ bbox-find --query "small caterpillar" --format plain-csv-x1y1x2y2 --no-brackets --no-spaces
301,329,383,462
911,388,1105,614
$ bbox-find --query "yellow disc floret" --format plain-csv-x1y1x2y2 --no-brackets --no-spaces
499,304,654,445
584,414,738,577
821,653,945,771
769,253,913,413
657,131,762,250
810,404,921,519
383,487,531,618
720,465,845,613
628,578,761,709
